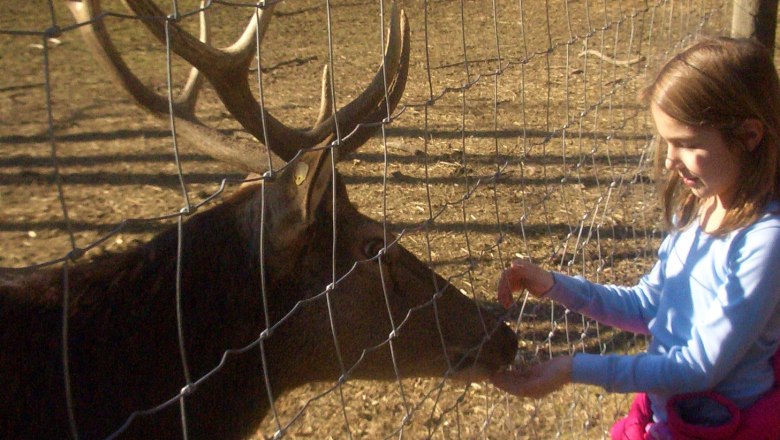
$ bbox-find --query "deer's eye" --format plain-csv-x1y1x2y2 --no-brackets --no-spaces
363,239,386,261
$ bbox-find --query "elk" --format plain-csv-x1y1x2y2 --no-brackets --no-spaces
0,1,518,439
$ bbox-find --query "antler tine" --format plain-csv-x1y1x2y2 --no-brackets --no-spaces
327,7,410,160
120,0,264,71
121,0,408,164
178,1,209,111
263,3,408,162
301,3,407,162
117,0,314,162
314,65,334,128
65,0,276,173
68,0,407,170
66,0,207,119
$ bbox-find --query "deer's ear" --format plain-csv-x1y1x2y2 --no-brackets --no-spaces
266,141,334,250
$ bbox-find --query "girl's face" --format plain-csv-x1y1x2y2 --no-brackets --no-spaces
651,104,741,208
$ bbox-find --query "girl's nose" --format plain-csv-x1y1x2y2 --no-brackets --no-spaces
665,144,679,170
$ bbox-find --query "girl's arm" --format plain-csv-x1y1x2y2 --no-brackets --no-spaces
497,234,674,333
546,270,661,335
541,233,675,334
572,223,780,395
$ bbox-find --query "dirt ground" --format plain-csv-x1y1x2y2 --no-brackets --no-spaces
0,0,732,438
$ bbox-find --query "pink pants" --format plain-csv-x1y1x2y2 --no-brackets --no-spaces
611,353,780,440
609,393,653,440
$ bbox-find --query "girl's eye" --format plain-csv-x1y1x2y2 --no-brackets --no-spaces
672,139,698,149
363,239,386,260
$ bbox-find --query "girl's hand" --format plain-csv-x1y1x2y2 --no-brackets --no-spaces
497,259,555,308
490,356,573,399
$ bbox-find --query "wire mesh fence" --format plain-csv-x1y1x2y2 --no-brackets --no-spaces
0,0,731,438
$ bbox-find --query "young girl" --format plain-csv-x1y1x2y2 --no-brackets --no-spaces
492,37,780,439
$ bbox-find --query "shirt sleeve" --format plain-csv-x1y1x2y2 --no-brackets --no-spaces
571,223,780,394
544,233,674,335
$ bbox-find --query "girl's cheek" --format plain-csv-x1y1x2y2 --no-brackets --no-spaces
687,152,708,173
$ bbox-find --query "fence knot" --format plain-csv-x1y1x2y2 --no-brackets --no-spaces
44,26,62,39
259,328,272,340
261,170,276,182
166,11,181,23
180,206,195,216
67,247,85,261
180,382,196,397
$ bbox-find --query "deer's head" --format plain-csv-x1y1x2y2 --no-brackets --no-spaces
65,0,517,394
251,143,517,389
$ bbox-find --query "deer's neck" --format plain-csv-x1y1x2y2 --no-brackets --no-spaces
0,187,281,439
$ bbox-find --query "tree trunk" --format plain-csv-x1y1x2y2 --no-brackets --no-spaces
731,0,779,55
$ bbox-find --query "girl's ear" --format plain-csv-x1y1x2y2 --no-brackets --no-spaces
739,118,765,151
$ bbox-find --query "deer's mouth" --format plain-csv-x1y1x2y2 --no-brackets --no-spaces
446,349,507,383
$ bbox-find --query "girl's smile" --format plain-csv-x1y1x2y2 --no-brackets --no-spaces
650,103,742,209
679,170,699,188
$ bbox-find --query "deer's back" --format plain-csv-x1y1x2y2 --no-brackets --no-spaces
0,194,270,439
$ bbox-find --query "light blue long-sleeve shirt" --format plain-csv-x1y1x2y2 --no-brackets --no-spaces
546,204,780,421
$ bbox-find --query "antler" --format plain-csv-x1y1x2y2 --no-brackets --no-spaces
64,0,409,173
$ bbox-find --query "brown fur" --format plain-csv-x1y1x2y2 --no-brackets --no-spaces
0,151,517,440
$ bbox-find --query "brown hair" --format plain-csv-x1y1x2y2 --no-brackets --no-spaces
642,37,780,234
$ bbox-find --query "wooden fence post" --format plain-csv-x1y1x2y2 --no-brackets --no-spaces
731,0,778,55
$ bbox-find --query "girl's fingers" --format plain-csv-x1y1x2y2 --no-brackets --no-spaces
510,259,526,269
497,270,514,309
497,266,523,309
490,357,573,398
490,369,550,398
490,369,529,395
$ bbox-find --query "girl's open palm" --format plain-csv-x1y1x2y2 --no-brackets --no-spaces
490,356,573,399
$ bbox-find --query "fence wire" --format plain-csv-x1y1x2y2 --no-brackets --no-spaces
0,0,730,438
